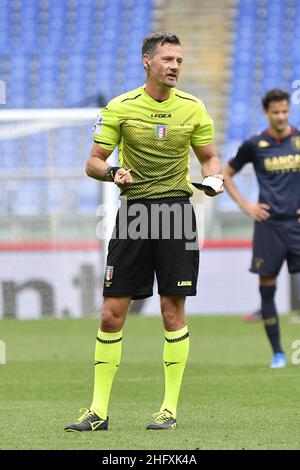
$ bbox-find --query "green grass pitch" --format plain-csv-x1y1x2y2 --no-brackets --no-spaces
0,314,300,450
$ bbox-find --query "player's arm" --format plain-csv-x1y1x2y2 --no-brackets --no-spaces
88,104,132,186
86,143,133,186
192,143,224,197
223,163,270,222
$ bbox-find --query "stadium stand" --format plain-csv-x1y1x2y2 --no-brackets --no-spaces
156,0,236,150
1,0,300,238
0,0,154,226
156,0,236,237
219,0,300,226
227,0,298,144
0,0,154,108
156,0,300,234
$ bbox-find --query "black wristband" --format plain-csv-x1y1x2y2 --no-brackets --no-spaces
105,166,120,179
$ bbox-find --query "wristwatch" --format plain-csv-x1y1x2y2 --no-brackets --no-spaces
105,166,120,178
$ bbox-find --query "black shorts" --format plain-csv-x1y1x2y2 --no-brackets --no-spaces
103,198,199,299
250,219,300,277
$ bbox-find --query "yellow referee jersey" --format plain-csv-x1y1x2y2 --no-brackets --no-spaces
93,86,214,199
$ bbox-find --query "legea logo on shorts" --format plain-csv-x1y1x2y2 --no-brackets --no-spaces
177,280,192,286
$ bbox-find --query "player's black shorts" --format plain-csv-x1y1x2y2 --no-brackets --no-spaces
103,197,199,299
250,218,300,277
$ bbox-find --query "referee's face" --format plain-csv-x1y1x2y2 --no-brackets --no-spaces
265,100,289,133
145,43,183,88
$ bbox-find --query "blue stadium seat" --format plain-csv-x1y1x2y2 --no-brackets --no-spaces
77,180,100,213
0,0,154,215
0,0,153,109
226,0,300,146
15,180,48,215
221,0,300,213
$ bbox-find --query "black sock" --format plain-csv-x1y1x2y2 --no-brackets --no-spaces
259,285,283,354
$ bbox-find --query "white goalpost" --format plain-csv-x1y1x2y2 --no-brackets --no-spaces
0,108,118,319
0,108,118,239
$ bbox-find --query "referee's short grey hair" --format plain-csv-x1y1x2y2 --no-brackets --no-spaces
142,32,181,58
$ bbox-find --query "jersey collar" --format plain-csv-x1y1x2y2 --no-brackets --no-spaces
141,85,175,106
263,125,295,144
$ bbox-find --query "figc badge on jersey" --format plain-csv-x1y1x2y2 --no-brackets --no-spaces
156,124,167,139
105,265,114,281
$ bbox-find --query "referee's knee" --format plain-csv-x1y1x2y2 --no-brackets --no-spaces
100,298,128,331
160,296,186,330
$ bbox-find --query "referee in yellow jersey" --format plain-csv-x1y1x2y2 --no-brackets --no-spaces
65,32,224,432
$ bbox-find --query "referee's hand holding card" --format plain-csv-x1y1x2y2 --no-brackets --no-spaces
192,175,224,197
